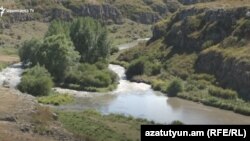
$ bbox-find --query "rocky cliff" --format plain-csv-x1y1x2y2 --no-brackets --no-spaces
0,0,184,27
163,7,249,51
150,6,250,99
178,0,215,5
66,3,124,24
196,47,250,99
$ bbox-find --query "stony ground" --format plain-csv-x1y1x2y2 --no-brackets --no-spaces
0,87,74,141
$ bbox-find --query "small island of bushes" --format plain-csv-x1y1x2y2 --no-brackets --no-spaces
18,17,118,97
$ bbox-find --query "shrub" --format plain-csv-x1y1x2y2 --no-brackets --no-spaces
144,61,161,76
65,63,117,89
208,86,237,99
171,120,184,125
151,79,169,92
166,79,183,97
110,46,119,55
126,58,145,79
18,65,53,96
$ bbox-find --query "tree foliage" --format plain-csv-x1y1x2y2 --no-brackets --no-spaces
45,20,70,38
37,34,80,82
70,17,110,63
18,18,115,91
18,65,53,96
19,38,41,65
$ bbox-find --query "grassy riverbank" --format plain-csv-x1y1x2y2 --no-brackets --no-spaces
0,47,19,71
58,110,153,141
115,39,250,116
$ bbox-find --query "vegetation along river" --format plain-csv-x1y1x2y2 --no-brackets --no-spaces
0,39,250,124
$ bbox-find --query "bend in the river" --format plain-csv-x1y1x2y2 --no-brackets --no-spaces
0,39,250,124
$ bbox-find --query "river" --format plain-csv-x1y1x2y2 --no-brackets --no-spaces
0,39,250,124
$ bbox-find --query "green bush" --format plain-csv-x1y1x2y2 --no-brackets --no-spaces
151,79,169,92
18,65,53,96
166,79,183,97
126,58,145,79
110,46,119,55
171,120,184,125
208,86,237,99
126,56,161,79
65,63,117,89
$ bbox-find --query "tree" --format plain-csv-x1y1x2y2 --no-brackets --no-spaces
19,38,41,65
45,20,70,38
70,17,110,63
37,34,80,82
18,65,53,96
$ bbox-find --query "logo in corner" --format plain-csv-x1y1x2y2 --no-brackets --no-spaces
0,6,5,17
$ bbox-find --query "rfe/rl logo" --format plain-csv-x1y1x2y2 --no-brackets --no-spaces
0,6,5,17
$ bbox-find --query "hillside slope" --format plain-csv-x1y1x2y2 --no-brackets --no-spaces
117,2,250,114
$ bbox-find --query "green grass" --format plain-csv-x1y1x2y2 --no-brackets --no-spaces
0,63,7,71
58,110,153,141
0,47,18,56
0,47,19,71
107,19,152,46
115,37,250,115
38,92,74,106
1,21,48,48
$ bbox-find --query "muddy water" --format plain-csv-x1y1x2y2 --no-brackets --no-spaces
1,40,250,124
56,64,250,124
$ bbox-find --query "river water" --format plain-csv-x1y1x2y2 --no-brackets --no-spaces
0,39,250,124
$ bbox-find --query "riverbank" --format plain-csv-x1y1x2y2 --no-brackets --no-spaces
0,47,19,71
114,39,250,116
57,110,153,141
0,87,75,141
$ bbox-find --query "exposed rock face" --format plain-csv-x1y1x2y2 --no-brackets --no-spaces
67,4,124,24
163,7,249,51
151,4,170,15
0,13,35,28
151,6,250,99
0,0,183,26
178,0,215,5
196,49,250,99
45,7,73,22
131,12,161,24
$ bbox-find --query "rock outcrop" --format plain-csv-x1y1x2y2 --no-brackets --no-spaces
67,4,124,24
0,13,36,28
130,11,161,24
162,7,249,51
196,48,250,99
178,0,215,5
151,6,250,99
